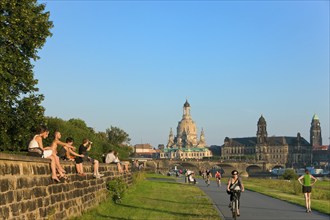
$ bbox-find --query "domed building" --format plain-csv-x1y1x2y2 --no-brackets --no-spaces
160,100,212,160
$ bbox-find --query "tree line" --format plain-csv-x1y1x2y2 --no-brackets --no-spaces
0,0,132,161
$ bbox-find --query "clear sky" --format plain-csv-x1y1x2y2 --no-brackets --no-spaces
35,0,329,147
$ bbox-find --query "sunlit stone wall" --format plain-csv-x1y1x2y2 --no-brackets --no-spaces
0,153,131,220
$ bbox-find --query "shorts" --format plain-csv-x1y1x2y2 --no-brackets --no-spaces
43,149,53,158
302,186,312,193
75,156,83,164
86,157,95,164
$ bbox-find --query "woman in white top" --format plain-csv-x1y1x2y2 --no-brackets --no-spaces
28,125,61,182
105,150,128,173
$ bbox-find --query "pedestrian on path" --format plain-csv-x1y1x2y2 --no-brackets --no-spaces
298,169,317,213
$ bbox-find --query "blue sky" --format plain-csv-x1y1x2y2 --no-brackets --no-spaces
35,0,329,147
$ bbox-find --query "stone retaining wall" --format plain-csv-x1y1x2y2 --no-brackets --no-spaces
0,153,132,220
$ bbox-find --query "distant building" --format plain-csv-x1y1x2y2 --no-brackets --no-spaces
310,114,322,148
221,115,312,167
134,144,158,158
312,145,330,166
160,100,212,160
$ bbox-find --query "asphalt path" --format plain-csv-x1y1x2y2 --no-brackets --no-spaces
177,176,329,220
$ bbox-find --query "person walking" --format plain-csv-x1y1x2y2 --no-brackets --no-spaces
298,169,317,213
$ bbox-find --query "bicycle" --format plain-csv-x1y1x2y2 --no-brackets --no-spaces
230,189,241,220
216,177,221,187
205,176,210,186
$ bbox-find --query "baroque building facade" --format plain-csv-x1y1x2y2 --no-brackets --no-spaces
221,115,313,168
160,100,212,160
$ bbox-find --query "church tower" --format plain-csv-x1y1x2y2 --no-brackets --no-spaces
257,115,268,144
198,128,206,147
166,128,174,148
310,114,322,148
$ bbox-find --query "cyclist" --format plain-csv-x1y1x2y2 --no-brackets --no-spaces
226,170,244,217
205,169,212,186
215,170,221,187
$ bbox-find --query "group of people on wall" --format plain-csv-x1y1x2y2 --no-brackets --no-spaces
27,125,129,183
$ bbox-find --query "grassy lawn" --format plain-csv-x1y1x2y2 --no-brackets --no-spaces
244,178,330,215
73,173,221,220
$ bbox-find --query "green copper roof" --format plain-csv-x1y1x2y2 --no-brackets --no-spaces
162,147,209,153
312,114,319,120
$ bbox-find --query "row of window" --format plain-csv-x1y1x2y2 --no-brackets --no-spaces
223,147,288,154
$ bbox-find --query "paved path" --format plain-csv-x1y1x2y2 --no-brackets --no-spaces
178,177,329,220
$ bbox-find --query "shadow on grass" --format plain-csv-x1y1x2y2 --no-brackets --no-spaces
146,179,183,185
92,213,128,220
139,196,213,206
146,177,177,182
114,203,219,219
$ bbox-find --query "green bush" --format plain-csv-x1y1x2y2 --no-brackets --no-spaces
107,178,128,203
281,169,298,180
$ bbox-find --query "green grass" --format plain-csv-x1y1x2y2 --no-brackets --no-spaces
244,178,330,215
73,173,221,220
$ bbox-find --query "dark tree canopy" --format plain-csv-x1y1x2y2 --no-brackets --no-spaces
106,126,131,146
0,0,53,150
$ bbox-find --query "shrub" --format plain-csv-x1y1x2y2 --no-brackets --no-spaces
106,178,128,203
281,169,297,180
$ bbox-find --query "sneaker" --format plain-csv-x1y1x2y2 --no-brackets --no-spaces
98,173,105,177
93,174,100,179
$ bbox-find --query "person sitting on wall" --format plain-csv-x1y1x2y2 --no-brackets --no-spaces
133,159,139,171
75,138,104,178
50,131,85,180
28,125,61,183
105,150,127,173
58,137,84,162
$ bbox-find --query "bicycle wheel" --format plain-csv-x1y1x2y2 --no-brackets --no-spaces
232,200,237,220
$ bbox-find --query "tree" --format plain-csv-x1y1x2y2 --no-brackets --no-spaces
0,0,53,150
106,126,131,146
